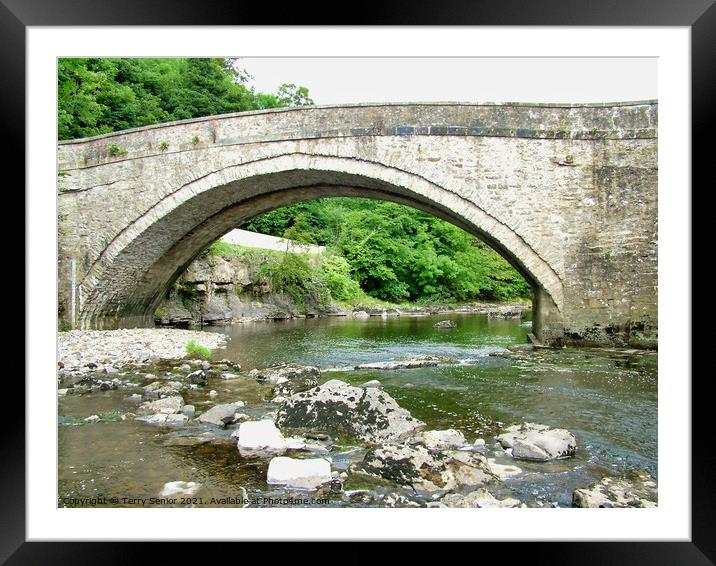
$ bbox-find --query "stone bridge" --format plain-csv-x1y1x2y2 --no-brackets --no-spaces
57,102,658,347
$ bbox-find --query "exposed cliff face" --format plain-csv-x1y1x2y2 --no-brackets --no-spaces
154,254,343,326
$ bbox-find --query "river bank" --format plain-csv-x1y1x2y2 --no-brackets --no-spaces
153,250,531,326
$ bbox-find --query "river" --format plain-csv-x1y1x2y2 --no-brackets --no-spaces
58,312,657,508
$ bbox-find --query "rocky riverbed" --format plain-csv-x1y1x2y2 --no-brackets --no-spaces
57,328,228,373
57,319,658,508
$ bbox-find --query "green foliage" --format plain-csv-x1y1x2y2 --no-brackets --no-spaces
107,143,127,156
58,58,314,140
192,135,200,145
243,198,532,303
257,253,328,306
319,255,364,302
158,141,169,151
185,340,212,360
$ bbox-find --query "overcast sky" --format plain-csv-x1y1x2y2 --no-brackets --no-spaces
236,57,657,105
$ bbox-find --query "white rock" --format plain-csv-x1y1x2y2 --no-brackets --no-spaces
84,414,100,423
160,481,201,497
496,422,577,461
237,420,287,457
267,457,332,490
58,388,69,396
360,380,382,388
221,372,240,380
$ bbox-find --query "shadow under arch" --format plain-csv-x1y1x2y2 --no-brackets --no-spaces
78,153,565,343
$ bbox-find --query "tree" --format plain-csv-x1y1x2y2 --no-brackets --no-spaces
58,58,314,140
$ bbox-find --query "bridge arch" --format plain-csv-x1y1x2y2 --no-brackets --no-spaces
76,152,565,338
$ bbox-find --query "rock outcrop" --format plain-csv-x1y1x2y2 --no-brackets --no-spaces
275,379,424,443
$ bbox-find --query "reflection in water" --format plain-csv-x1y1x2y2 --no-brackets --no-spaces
58,313,657,508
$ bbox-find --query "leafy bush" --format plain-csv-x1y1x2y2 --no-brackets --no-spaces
257,253,328,306
186,340,211,360
319,255,364,303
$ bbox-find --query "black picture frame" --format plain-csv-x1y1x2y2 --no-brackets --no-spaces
7,0,708,562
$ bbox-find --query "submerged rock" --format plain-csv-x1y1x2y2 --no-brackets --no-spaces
360,444,497,492
236,420,287,457
495,422,577,461
266,457,332,490
573,471,657,508
196,402,243,427
275,379,425,443
441,488,522,508
355,360,438,370
137,395,184,415
433,320,457,329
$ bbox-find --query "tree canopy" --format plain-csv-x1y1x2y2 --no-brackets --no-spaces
57,58,313,140
243,198,531,303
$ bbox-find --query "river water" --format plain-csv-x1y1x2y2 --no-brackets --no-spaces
58,313,657,508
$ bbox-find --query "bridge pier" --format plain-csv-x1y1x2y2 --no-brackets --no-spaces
531,286,565,347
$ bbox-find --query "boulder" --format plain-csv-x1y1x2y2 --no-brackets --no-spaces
196,402,243,427
236,420,287,457
573,471,657,508
441,488,522,508
181,405,195,418
275,379,424,443
360,444,497,492
352,310,370,318
137,396,184,415
412,429,468,450
360,380,382,389
433,320,457,329
249,363,320,384
250,363,320,397
267,457,332,490
495,422,577,461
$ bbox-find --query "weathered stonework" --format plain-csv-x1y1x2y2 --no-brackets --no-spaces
57,102,658,347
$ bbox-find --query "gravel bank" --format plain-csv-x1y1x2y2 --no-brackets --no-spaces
58,328,227,371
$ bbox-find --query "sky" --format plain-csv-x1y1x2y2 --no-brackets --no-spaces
237,57,657,105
